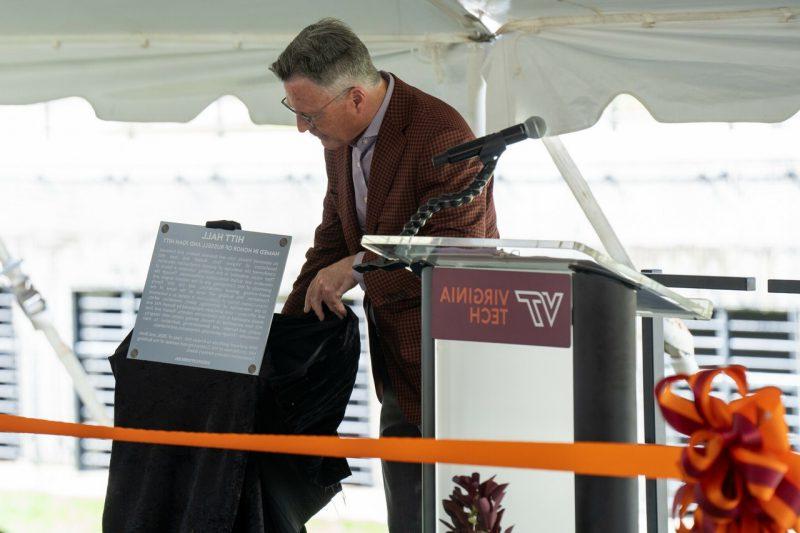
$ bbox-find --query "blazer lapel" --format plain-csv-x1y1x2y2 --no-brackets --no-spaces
365,76,412,235
333,147,362,253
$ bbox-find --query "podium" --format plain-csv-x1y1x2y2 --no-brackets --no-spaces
361,236,711,533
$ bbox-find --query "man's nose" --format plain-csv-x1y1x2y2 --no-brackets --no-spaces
296,115,309,133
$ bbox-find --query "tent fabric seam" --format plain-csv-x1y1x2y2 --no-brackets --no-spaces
497,6,800,35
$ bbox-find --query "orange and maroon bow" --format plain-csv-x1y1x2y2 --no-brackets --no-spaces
656,365,800,532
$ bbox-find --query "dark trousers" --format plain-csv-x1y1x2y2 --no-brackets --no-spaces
380,381,422,533
366,303,422,533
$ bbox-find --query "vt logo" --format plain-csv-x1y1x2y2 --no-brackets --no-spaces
514,291,564,328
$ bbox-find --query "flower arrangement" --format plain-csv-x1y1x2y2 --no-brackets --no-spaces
441,472,514,532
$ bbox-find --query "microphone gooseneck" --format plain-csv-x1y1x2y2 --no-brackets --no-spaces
403,116,547,236
353,117,547,273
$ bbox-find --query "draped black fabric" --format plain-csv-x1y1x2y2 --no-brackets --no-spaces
102,309,360,533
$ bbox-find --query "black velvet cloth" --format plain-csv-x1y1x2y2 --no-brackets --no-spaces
102,309,360,533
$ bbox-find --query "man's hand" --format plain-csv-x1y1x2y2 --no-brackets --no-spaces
304,254,359,320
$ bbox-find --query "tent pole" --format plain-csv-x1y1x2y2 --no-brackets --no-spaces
466,43,487,136
0,236,112,426
540,136,699,367
539,135,699,368
542,136,634,268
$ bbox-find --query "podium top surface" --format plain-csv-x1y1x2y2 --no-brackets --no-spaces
361,236,713,320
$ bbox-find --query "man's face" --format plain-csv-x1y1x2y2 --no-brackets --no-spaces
282,76,363,150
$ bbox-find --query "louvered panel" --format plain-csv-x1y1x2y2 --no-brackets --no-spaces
78,327,134,342
354,369,370,386
337,420,371,435
682,317,726,334
341,403,370,419
745,374,800,389
74,340,125,357
694,355,728,367
78,312,135,327
87,374,117,389
342,300,375,486
728,320,796,334
730,337,797,352
0,288,20,460
73,290,139,470
728,310,800,448
729,356,797,371
76,295,139,311
81,358,113,374
346,385,370,403
692,336,725,350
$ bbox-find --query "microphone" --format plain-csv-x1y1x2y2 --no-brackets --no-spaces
432,116,546,167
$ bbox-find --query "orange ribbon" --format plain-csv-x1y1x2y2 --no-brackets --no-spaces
656,365,800,532
4,364,799,533
0,413,681,478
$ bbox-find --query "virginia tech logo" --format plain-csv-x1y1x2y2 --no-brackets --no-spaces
514,290,564,328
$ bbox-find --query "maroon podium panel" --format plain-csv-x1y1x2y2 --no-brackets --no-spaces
431,268,572,347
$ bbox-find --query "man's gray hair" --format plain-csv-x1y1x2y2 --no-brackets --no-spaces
270,18,381,90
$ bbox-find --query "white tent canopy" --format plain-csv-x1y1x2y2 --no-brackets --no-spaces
1,0,798,134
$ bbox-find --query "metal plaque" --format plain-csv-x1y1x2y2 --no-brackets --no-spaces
128,221,291,375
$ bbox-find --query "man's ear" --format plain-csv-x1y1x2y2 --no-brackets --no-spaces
350,87,367,112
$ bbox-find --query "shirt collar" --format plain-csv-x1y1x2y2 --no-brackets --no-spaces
351,72,394,149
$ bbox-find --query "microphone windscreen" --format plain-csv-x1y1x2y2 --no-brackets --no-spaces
523,116,547,139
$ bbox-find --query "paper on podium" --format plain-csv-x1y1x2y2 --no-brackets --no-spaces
128,221,291,375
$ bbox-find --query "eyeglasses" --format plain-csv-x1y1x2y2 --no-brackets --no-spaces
281,86,353,127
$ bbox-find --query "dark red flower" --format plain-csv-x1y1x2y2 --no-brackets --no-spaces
440,472,514,533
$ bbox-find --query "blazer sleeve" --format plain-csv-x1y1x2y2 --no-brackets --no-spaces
282,166,349,316
412,128,489,239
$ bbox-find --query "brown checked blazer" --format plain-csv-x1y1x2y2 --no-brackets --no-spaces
283,75,499,425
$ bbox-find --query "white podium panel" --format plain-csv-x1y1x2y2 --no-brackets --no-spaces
435,339,575,532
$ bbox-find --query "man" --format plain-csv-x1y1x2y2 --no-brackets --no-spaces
271,18,498,531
